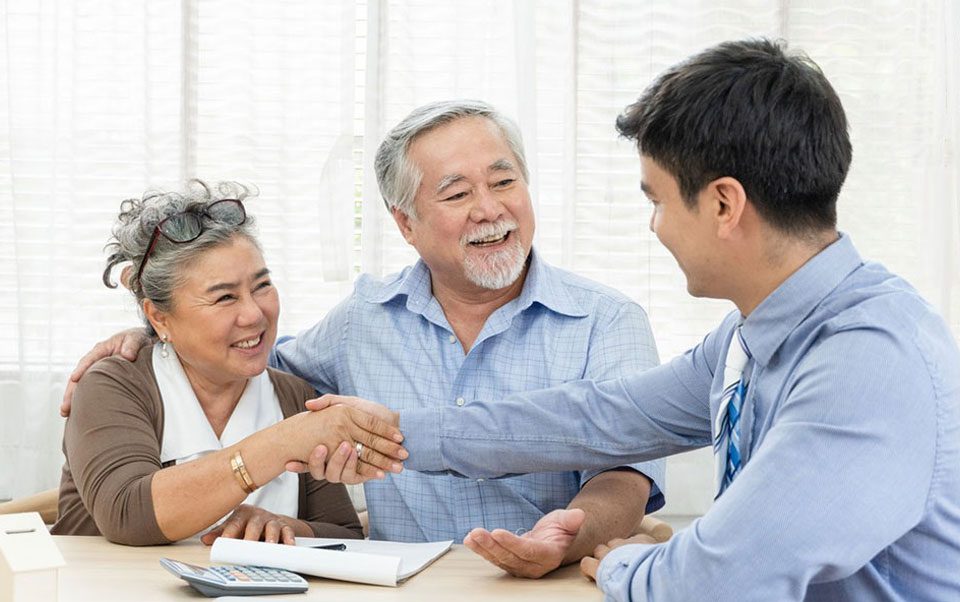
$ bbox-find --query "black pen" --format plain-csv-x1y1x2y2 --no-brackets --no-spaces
309,543,347,551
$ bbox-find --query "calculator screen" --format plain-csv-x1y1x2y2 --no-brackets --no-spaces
168,560,207,576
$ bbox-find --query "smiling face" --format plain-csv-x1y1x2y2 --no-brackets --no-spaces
393,116,536,294
640,155,721,298
146,235,279,388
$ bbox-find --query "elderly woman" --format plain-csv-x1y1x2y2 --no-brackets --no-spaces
51,181,405,546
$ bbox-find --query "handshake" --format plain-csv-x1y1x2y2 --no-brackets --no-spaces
284,394,404,486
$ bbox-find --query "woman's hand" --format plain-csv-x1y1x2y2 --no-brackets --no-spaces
284,440,375,485
281,402,407,480
285,395,403,482
314,440,371,485
200,504,311,546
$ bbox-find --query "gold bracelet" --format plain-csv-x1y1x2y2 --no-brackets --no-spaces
230,450,257,494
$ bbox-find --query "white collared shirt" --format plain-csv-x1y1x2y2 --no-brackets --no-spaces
152,343,298,533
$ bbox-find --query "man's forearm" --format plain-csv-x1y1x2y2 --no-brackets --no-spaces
562,469,652,564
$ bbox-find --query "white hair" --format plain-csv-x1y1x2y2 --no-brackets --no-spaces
374,100,529,218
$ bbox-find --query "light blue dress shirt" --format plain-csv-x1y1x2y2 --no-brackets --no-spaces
401,235,960,601
271,249,665,542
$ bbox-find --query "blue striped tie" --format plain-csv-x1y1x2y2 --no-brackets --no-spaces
714,326,752,498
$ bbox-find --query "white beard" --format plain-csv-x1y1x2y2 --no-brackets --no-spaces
462,237,527,290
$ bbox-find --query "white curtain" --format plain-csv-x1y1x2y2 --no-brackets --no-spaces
2,1,957,517
0,0,360,499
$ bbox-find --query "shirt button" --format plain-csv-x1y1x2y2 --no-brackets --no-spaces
455,397,465,406
476,478,485,483
448,334,457,343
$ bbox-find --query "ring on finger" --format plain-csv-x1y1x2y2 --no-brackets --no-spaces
355,441,364,458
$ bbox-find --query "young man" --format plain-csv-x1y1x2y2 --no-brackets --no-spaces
337,39,960,599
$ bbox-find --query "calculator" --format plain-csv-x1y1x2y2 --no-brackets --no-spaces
160,557,308,597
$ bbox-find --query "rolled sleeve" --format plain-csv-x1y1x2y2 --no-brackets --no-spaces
581,461,666,514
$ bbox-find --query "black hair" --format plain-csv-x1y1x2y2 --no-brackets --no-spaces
616,38,852,234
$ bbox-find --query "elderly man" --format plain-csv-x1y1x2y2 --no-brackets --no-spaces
64,100,665,578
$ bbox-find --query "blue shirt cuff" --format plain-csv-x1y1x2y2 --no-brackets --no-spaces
597,543,655,600
400,408,444,472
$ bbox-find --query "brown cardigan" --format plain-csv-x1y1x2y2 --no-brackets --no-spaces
51,344,362,545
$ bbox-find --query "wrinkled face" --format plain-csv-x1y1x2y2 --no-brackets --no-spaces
395,116,535,293
640,155,718,297
157,236,279,386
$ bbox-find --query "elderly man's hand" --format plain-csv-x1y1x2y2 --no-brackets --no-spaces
580,532,658,581
463,508,586,579
285,395,401,481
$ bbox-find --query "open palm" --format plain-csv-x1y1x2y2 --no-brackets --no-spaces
463,508,586,578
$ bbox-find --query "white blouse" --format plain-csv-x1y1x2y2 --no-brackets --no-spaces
152,342,298,532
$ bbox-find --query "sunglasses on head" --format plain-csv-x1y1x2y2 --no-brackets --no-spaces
135,199,247,285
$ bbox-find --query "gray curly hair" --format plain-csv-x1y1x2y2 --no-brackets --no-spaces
374,99,529,218
102,180,260,335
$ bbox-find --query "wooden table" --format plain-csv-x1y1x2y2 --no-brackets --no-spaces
55,536,603,601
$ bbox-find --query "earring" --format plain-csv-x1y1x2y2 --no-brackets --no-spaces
160,333,170,359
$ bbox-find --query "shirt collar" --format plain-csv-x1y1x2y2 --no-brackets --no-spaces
741,232,863,366
367,257,435,314
368,247,588,319
510,249,589,318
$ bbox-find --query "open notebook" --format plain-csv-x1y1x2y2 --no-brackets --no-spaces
209,537,453,587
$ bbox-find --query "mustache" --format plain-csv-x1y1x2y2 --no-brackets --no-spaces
461,220,518,246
